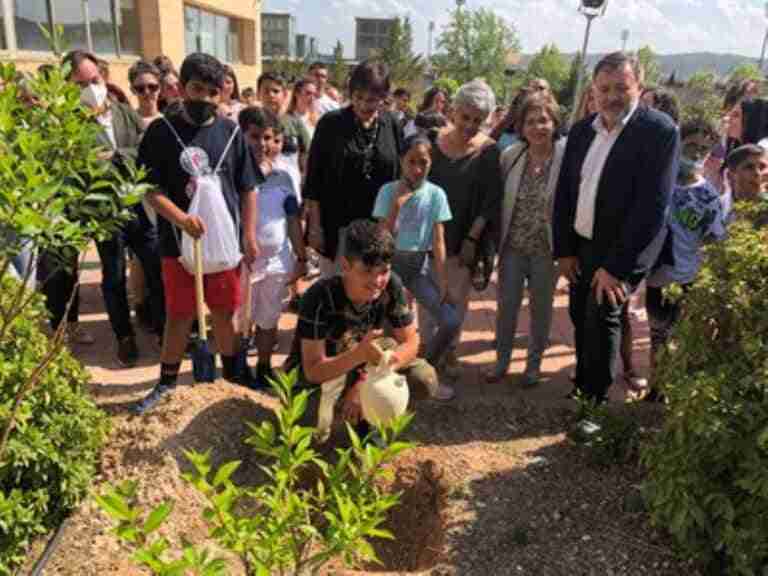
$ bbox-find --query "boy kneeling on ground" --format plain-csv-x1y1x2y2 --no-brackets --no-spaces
283,219,440,443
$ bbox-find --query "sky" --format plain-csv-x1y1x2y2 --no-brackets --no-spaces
263,0,768,59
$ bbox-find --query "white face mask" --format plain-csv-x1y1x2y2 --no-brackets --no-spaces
80,82,108,110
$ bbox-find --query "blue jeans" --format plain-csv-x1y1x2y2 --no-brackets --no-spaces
96,206,164,340
494,249,556,378
392,251,460,366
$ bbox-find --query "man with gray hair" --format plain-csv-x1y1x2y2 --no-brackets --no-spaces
553,51,680,404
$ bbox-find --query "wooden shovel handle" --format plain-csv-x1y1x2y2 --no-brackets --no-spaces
193,238,208,340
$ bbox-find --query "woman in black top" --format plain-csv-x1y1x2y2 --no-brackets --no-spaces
423,79,503,375
304,60,402,274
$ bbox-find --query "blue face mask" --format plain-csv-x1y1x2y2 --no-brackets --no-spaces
678,155,705,180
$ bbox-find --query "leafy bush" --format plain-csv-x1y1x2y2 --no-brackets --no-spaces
0,279,109,574
642,204,768,575
97,369,414,576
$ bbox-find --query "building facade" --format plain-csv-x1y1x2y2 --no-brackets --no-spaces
261,11,293,59
355,17,395,61
0,0,262,96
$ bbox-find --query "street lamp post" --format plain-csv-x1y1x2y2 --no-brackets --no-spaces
759,2,768,72
621,29,630,52
570,0,609,126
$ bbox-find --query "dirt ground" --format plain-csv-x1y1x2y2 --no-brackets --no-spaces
27,253,701,576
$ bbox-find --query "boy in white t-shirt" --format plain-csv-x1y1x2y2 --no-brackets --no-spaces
240,106,308,387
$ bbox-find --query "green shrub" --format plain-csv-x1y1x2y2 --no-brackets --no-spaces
0,280,109,574
642,205,768,575
97,369,414,576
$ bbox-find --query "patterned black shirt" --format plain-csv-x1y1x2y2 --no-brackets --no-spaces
285,273,413,380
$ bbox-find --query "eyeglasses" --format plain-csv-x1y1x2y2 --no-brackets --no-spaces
133,83,160,95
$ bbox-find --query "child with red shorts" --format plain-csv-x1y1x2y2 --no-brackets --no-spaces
133,53,261,414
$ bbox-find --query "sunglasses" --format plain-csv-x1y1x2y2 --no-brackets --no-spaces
134,83,159,95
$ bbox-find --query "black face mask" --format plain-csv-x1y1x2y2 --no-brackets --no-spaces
185,100,217,125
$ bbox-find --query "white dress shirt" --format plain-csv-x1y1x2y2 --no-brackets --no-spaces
574,102,639,239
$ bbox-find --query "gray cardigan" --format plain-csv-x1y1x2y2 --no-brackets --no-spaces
498,138,566,253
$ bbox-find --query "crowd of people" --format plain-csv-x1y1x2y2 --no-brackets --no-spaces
6,48,768,438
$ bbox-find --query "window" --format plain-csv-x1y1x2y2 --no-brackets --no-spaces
55,0,88,51
14,0,51,52
0,4,6,50
185,5,240,63
13,0,139,54
116,0,139,54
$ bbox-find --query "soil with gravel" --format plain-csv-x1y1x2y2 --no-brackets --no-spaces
23,265,703,576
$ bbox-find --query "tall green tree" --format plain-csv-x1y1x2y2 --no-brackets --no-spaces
636,45,662,85
330,40,347,90
433,7,520,98
378,16,425,87
559,52,587,114
526,44,570,96
728,62,762,85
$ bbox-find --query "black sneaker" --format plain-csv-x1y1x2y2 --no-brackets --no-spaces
133,382,176,415
251,364,274,391
117,336,139,368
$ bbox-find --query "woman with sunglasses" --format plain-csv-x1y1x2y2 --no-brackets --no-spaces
129,60,163,129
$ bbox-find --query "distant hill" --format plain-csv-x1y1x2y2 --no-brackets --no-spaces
519,52,761,80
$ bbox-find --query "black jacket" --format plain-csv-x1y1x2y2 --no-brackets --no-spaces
553,105,680,286
303,107,402,260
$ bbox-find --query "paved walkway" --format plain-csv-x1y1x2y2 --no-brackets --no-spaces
75,250,650,407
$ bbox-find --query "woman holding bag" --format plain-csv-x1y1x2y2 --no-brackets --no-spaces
487,93,565,387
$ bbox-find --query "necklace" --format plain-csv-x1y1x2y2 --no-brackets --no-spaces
353,117,380,180
528,152,552,176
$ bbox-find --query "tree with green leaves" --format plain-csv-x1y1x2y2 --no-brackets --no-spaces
727,62,762,85
526,44,570,96
636,45,662,86
264,57,307,83
433,6,520,98
378,16,425,87
432,77,460,99
330,40,347,90
558,52,587,115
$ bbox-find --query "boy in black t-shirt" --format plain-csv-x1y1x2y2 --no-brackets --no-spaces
285,219,439,443
133,53,261,414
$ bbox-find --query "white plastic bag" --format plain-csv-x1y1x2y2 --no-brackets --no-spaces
161,117,243,275
179,172,242,274
360,351,410,427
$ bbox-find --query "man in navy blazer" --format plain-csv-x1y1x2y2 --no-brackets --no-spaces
553,52,680,403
